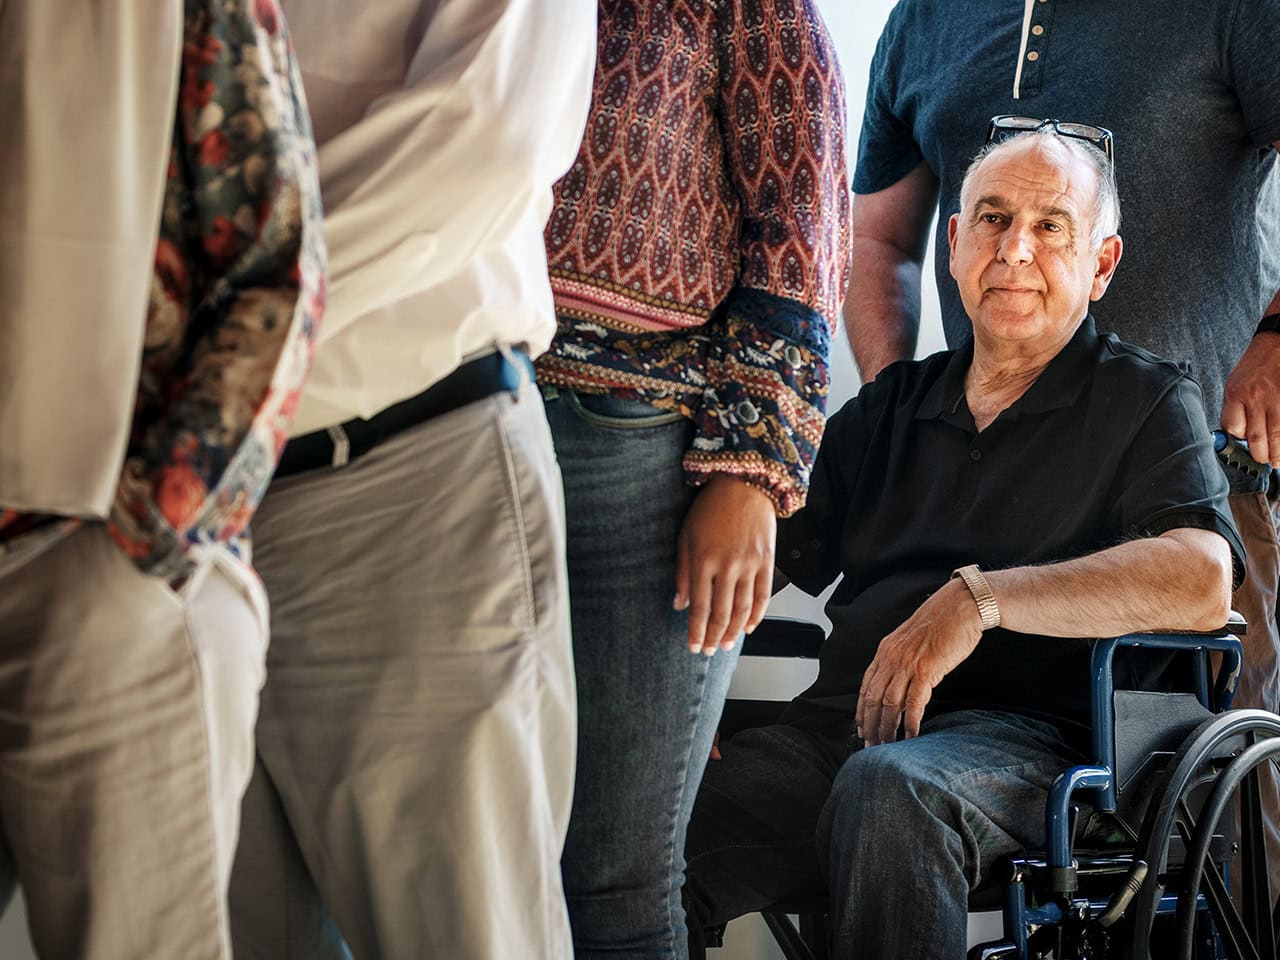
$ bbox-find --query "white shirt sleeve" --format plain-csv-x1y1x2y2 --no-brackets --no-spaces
285,0,598,343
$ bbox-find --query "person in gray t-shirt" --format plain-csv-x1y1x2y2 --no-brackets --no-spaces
847,0,1280,902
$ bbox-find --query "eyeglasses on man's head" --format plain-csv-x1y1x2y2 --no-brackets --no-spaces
985,115,1114,162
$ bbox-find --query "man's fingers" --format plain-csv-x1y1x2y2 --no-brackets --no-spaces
1247,411,1272,470
1263,406,1280,468
902,678,933,740
710,730,722,761
1221,397,1247,440
859,680,885,746
876,674,910,745
855,663,878,737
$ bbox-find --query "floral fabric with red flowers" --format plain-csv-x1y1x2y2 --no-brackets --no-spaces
0,0,326,582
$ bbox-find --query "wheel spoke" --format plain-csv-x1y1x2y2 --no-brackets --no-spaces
1238,769,1277,959
1198,856,1261,960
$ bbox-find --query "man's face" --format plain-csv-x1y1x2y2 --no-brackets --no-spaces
947,137,1121,352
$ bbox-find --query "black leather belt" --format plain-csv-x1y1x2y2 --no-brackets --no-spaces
275,348,534,478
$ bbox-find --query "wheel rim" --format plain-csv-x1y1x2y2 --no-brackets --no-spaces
1127,710,1280,960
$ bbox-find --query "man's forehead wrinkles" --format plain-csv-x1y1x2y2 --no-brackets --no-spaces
971,191,1080,221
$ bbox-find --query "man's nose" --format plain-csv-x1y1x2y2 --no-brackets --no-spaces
996,224,1035,265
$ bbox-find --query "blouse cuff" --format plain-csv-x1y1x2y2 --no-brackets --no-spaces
683,288,831,516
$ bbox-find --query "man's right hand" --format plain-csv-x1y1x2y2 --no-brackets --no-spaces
1222,331,1280,466
855,578,984,746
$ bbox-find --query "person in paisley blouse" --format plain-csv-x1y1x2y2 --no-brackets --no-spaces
537,0,852,954
0,1,324,957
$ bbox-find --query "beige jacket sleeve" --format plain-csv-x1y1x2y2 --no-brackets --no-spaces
0,2,182,517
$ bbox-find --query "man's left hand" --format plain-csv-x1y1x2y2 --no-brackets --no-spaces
1222,333,1280,467
856,579,984,746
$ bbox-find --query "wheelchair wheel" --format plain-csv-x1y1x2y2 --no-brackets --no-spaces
1126,709,1280,960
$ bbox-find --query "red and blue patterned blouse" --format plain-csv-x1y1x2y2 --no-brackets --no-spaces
538,0,852,515
0,0,326,580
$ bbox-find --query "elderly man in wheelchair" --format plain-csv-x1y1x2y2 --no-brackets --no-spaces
682,127,1280,960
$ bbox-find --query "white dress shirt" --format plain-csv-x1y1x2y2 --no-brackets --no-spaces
0,2,182,516
282,0,597,435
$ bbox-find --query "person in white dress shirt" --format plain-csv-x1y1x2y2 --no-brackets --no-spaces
227,2,596,958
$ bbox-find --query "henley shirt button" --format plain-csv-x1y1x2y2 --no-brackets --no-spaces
790,549,802,560
784,344,804,368
1026,50,1040,61
1032,24,1045,35
969,449,982,462
736,400,760,424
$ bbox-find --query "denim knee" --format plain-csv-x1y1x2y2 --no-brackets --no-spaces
818,744,955,861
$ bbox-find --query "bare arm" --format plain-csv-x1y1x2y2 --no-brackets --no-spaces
1222,155,1280,466
843,161,939,381
856,528,1234,746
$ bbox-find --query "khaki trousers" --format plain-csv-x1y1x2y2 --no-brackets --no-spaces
0,524,268,959
1226,491,1280,903
229,382,575,960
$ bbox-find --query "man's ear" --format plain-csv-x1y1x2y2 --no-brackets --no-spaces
946,214,959,280
1089,234,1123,301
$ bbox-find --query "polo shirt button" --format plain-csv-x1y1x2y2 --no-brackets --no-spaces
736,400,760,424
790,549,802,560
970,449,982,462
1026,50,1039,61
784,344,804,368
1032,24,1044,35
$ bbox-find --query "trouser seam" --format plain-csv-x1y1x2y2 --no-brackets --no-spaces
663,661,709,936
493,396,539,632
179,570,232,960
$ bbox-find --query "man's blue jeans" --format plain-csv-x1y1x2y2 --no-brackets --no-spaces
684,710,1082,959
544,388,741,958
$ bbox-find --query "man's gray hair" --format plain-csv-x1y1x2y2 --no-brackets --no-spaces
957,129,1121,251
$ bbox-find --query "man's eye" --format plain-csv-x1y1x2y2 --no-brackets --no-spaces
980,213,1002,224
1040,221,1062,232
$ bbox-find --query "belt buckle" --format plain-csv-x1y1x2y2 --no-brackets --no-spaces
326,424,351,468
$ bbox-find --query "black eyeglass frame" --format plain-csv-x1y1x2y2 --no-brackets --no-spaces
985,115,1115,163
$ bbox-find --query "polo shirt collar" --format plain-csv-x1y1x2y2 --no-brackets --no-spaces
916,314,1099,423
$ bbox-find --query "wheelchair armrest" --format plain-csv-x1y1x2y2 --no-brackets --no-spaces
1090,620,1245,730
740,617,825,659
1090,625,1244,779
1224,609,1247,635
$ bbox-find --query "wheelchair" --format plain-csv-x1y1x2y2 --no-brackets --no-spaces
705,615,1280,960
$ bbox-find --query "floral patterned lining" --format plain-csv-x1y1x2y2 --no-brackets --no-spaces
0,0,325,580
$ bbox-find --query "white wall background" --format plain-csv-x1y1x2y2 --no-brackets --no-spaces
0,3,947,958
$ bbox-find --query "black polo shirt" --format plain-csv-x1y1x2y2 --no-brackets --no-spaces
778,317,1245,736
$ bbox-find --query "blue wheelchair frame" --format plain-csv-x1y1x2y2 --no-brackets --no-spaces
984,628,1245,959
717,617,1280,960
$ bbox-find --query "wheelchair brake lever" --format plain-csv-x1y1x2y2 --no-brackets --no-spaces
1212,430,1270,478
1094,859,1149,929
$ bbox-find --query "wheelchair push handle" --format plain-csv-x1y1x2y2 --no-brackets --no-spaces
1211,429,1270,479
